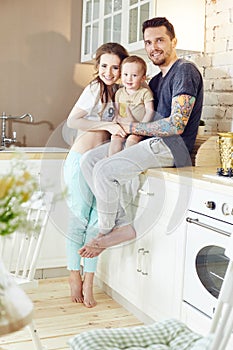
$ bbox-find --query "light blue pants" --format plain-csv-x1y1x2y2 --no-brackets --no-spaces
63,151,98,273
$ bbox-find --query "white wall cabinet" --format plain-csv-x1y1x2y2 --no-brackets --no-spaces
96,174,187,322
156,0,205,53
81,0,205,62
81,0,126,62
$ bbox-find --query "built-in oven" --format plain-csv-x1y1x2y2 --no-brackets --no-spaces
182,187,233,328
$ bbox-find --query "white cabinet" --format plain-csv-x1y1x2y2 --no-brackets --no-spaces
156,0,205,53
124,0,155,54
81,0,101,62
96,174,187,322
81,0,205,62
36,159,68,268
126,0,205,53
81,0,125,62
0,159,68,269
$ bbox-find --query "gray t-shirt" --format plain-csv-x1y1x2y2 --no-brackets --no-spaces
149,59,203,167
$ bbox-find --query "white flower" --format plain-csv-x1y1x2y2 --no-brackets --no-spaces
0,157,38,237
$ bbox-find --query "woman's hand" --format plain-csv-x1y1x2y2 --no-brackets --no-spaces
105,122,127,137
118,120,131,134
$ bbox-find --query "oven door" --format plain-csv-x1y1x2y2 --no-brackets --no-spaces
183,211,230,318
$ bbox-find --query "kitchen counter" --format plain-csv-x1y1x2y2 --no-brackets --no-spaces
0,147,69,160
146,166,233,195
1,147,230,193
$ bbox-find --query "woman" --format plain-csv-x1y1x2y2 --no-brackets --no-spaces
64,42,129,307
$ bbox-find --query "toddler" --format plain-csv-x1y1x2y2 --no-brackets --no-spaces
108,55,154,156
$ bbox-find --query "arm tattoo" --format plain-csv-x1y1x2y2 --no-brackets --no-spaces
132,95,196,137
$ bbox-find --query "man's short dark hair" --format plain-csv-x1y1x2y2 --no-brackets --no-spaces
142,17,176,40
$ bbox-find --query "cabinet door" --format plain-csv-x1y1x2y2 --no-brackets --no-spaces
141,178,188,321
125,0,154,53
81,0,101,62
96,221,152,305
103,0,123,44
37,159,68,268
156,0,205,52
125,0,205,53
81,0,124,62
129,177,187,321
143,221,186,321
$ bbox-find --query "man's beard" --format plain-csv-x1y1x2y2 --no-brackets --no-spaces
151,56,166,66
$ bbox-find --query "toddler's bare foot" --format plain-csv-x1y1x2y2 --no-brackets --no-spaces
83,272,97,308
69,270,83,303
79,224,136,258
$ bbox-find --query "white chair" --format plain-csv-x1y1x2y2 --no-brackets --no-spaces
209,235,233,350
0,191,53,350
68,233,233,350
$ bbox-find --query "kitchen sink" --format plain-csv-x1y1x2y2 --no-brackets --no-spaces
0,147,69,153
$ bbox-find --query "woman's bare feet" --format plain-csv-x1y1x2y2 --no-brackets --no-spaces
79,224,136,258
82,272,97,308
69,270,83,303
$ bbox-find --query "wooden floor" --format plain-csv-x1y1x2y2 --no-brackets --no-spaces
0,277,142,350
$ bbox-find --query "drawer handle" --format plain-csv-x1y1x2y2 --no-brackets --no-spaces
138,189,154,196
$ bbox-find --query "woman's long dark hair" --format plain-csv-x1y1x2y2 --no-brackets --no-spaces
92,42,129,105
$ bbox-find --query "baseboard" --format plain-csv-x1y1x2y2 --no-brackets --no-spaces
35,266,69,279
95,275,154,325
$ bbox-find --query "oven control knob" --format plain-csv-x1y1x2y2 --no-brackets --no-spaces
222,203,230,216
205,201,216,210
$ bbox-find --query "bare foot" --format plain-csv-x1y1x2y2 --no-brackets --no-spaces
79,234,105,258
83,272,97,308
79,224,136,258
69,270,83,303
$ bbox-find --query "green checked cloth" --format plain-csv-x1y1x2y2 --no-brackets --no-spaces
68,318,213,349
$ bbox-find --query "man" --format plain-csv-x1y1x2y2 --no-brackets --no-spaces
79,17,203,258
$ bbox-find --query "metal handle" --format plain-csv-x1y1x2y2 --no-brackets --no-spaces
141,250,149,275
138,189,154,196
137,248,144,272
186,217,231,237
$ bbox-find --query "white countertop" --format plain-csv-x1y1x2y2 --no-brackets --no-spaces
0,147,69,160
146,166,233,195
0,148,231,195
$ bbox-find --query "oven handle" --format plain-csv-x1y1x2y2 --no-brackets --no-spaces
186,217,231,237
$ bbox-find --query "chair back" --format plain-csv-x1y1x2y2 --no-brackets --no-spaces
0,191,53,289
209,233,233,350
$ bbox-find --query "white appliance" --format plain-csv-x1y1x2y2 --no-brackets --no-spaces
182,187,233,324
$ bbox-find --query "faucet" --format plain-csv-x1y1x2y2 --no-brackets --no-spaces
15,113,34,122
0,112,34,147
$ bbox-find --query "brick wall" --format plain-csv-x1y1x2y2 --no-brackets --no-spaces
197,0,233,133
